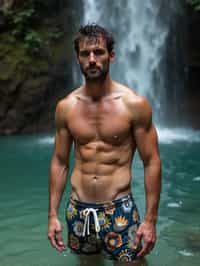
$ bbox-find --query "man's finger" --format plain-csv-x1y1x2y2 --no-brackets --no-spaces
48,234,59,249
137,242,149,257
134,230,142,247
56,231,65,247
137,239,155,257
48,233,65,252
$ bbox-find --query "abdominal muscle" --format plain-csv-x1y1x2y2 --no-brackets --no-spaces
70,140,135,203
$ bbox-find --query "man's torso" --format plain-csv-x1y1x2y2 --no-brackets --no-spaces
63,82,139,202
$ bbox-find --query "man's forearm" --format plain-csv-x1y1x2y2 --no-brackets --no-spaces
48,157,68,218
143,158,161,225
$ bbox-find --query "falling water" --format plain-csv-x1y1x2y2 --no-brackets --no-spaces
82,0,182,123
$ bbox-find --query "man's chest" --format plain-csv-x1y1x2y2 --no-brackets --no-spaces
67,98,132,144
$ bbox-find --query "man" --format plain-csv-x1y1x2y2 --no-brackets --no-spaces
48,24,161,265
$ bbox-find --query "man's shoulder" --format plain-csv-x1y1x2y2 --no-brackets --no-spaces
116,83,152,126
116,83,151,111
56,87,82,112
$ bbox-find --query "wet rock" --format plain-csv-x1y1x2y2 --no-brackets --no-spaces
0,0,83,135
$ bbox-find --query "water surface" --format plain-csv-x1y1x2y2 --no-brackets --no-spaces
0,129,200,266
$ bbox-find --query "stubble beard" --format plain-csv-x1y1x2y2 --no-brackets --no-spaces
80,62,110,82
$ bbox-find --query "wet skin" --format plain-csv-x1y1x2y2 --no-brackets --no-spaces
48,37,161,264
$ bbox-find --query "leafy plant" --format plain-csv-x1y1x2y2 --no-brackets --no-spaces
4,1,64,56
186,0,200,11
6,3,35,38
48,31,64,41
23,31,42,54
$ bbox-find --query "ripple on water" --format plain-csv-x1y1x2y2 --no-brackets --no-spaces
167,201,183,208
178,250,194,257
193,176,200,182
38,136,54,145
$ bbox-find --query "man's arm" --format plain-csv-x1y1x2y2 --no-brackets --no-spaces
132,96,161,257
48,100,73,252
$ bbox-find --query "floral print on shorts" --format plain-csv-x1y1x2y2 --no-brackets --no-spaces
65,193,141,261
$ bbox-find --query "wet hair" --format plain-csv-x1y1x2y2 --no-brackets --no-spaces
74,23,115,54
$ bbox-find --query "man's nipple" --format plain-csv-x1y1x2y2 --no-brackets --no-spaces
114,135,119,140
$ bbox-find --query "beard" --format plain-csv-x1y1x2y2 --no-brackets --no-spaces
79,61,110,81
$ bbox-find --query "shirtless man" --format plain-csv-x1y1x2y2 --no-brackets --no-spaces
48,24,161,265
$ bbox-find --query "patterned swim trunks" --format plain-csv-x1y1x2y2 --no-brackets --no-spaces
65,193,141,262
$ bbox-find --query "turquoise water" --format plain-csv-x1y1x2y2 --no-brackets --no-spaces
0,130,200,266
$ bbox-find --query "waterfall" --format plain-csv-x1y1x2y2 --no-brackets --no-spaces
82,0,183,124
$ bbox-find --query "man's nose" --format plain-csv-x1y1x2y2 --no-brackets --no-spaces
88,52,96,63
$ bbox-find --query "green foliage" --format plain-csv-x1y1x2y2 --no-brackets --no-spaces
186,0,200,11
4,1,64,56
6,2,35,38
24,31,42,55
12,7,35,36
5,2,39,54
48,31,64,41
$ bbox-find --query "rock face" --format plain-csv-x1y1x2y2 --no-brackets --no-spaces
184,7,200,128
161,1,188,127
0,0,83,135
165,3,200,129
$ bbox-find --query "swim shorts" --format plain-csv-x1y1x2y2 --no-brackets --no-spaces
65,193,141,262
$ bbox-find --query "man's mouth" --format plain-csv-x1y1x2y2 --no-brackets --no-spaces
87,66,98,70
87,67,99,72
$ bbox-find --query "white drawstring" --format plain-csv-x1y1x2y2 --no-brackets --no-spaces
82,208,100,238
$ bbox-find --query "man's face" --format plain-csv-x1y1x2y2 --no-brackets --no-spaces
77,37,115,81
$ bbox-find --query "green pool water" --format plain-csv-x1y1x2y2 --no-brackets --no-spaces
0,129,200,266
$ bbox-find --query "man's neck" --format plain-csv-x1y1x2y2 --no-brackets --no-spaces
84,75,113,101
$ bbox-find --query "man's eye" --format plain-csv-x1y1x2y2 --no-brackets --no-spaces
94,49,105,56
80,51,90,57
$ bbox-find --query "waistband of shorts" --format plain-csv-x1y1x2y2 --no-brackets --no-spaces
69,193,134,210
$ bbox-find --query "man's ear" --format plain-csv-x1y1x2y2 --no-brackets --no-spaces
109,50,115,63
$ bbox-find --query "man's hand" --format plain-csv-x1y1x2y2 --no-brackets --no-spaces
48,216,66,252
134,221,156,258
